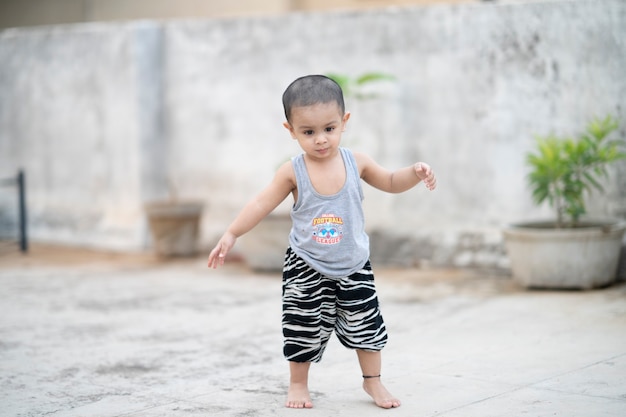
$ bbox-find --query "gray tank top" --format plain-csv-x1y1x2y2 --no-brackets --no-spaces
289,147,370,278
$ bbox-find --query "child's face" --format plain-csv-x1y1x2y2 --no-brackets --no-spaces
283,102,350,160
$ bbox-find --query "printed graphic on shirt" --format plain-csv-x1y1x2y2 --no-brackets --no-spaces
312,213,344,245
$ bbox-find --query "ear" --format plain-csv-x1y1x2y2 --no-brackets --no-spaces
342,111,351,130
283,121,296,139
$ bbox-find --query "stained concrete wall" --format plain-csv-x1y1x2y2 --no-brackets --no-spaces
0,0,469,30
1,0,625,268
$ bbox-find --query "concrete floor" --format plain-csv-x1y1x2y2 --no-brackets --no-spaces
1,244,625,417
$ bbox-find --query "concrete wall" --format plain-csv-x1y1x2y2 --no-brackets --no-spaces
1,0,625,268
0,0,470,29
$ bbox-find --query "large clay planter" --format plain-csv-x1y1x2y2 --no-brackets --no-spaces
145,200,204,257
503,220,626,289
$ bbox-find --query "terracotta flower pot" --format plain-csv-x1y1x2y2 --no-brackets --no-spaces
503,220,626,289
145,200,204,257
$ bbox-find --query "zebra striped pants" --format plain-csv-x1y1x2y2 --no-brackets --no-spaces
282,247,388,363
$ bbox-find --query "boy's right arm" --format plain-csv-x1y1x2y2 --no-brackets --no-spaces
207,161,295,269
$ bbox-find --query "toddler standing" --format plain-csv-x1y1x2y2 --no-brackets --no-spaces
208,74,437,409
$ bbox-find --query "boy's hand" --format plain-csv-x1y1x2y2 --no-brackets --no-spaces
207,232,237,268
414,162,437,191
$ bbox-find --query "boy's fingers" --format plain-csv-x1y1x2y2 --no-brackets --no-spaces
207,245,223,268
208,238,235,268
415,163,433,180
217,244,229,265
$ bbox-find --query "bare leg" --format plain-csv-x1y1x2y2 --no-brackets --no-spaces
357,350,401,409
286,361,313,408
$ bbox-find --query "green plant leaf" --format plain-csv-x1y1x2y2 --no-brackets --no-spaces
525,115,625,227
582,172,603,192
325,72,396,99
355,73,396,85
325,73,352,94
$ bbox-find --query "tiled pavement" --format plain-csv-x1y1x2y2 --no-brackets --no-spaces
1,245,625,416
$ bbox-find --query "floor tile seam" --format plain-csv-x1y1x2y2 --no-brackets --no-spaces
427,352,626,415
408,370,523,390
416,351,626,402
528,384,626,402
424,384,528,417
427,374,626,417
527,351,626,385
418,357,626,417
468,351,626,406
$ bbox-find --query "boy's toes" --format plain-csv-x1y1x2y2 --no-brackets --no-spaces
285,400,313,409
286,383,313,408
376,398,401,409
363,380,401,409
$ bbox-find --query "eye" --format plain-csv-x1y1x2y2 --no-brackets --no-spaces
325,126,335,132
303,130,314,135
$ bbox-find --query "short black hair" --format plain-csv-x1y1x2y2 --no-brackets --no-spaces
282,75,345,123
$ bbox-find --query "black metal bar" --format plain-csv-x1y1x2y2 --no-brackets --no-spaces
17,170,28,253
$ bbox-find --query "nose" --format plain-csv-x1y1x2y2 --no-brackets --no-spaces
315,133,327,144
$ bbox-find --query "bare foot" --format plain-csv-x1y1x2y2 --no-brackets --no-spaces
363,378,401,409
286,382,313,408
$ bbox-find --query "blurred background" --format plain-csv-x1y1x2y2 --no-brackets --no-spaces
0,0,624,271
0,0,474,29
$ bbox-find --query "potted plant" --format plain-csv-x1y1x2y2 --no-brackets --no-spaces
145,200,204,257
144,178,204,258
503,115,626,289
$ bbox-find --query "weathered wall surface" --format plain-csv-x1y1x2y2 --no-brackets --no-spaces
1,0,625,268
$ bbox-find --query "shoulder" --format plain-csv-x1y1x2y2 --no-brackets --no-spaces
274,159,297,188
350,150,375,177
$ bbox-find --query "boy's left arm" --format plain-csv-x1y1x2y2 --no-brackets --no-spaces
355,152,437,193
